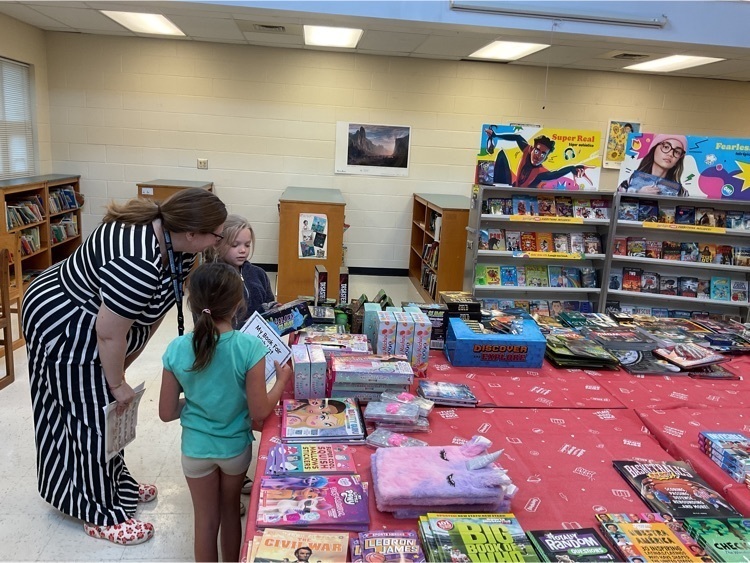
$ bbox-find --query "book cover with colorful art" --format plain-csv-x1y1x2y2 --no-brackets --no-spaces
527,528,617,562
264,443,357,476
281,398,365,443
683,518,750,562
358,530,426,562
251,528,350,563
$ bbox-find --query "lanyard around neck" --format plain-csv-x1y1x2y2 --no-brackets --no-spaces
163,229,185,336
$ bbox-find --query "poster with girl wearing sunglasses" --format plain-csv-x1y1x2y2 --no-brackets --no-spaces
618,132,750,201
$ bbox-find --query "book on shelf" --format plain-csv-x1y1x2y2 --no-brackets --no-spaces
526,527,618,562
500,266,518,286
731,280,748,303
683,518,750,562
695,207,716,227
676,205,696,224
641,271,660,294
573,198,592,219
264,443,357,476
612,460,740,518
555,196,573,217
678,277,699,298
733,246,750,267
516,265,526,286
626,237,646,257
535,232,553,253
525,265,549,287
418,513,537,563
478,230,489,250
622,268,643,292
569,232,584,254
715,245,733,265
583,232,601,254
698,278,712,300
249,528,350,563
505,231,521,252
487,228,505,251
596,513,707,562
562,267,582,288
520,232,537,252
548,266,564,288
537,195,556,216
280,398,365,443
256,474,370,531
512,195,532,216
659,204,676,223
726,210,744,229
590,198,610,220
710,276,731,301
618,198,638,221
552,233,570,253
485,265,500,285
637,198,659,222
680,242,700,262
645,239,662,259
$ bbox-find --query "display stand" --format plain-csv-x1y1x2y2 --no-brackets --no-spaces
277,187,345,304
135,179,213,201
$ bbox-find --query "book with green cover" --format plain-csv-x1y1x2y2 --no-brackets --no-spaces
420,513,538,562
526,528,617,561
683,518,750,562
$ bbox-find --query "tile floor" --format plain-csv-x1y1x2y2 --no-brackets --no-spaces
0,274,421,562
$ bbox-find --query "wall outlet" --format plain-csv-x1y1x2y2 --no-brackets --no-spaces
197,158,208,169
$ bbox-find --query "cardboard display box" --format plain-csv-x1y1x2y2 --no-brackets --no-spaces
444,317,546,368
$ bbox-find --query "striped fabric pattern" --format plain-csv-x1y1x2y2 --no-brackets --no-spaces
21,222,193,526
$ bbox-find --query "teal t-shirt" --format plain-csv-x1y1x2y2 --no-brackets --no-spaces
162,331,267,458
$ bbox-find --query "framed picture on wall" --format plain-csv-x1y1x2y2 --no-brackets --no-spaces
334,121,411,176
604,119,642,169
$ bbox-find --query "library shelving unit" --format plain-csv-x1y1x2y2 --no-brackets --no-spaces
465,184,615,310
0,173,82,347
599,191,750,321
136,179,214,201
408,193,470,302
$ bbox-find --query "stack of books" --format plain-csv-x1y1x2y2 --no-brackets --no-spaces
328,356,414,403
280,398,366,444
698,431,750,486
683,517,750,562
544,330,619,369
417,380,478,407
418,513,537,562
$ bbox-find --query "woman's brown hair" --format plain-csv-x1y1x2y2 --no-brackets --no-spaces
185,262,245,372
103,188,227,234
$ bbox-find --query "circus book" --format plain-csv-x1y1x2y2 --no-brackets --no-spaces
264,443,357,476
612,460,740,519
280,398,365,443
256,474,370,531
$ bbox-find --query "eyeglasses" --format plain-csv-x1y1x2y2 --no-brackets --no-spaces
210,232,224,242
531,146,550,158
658,141,685,158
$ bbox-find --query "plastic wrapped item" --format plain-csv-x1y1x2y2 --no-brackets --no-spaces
380,391,434,417
363,401,420,425
366,428,428,448
376,416,431,433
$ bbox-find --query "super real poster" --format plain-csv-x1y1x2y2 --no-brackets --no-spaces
618,132,750,201
476,124,602,190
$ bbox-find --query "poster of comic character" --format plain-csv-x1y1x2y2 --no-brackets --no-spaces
477,124,602,190
618,132,750,201
299,213,328,259
604,119,641,169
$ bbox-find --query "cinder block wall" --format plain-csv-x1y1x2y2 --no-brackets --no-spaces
9,24,750,268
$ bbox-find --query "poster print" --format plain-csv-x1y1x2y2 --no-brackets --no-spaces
334,122,410,177
617,132,750,201
604,119,641,169
299,213,327,259
476,124,602,190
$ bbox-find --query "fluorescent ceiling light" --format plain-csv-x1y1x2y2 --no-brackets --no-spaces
303,25,363,48
625,55,724,72
101,11,185,36
469,41,549,61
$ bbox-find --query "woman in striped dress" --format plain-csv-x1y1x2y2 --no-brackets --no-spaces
21,188,227,545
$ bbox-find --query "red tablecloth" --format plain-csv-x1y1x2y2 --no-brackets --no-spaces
634,405,750,515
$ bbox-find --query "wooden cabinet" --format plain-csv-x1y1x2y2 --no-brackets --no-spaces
408,193,470,302
277,187,346,304
136,179,214,201
0,174,82,348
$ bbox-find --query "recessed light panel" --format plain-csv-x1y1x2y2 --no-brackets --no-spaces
625,55,724,72
303,25,363,48
469,41,549,61
100,11,185,36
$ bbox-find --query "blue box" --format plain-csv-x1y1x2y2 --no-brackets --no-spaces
444,317,546,368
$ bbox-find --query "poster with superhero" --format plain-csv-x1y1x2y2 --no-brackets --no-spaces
476,124,602,190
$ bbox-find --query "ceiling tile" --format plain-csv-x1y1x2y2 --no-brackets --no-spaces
413,34,497,57
357,30,428,54
25,5,124,30
168,14,244,40
0,3,73,28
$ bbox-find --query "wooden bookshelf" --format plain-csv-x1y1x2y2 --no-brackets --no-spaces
408,193,470,302
136,179,213,201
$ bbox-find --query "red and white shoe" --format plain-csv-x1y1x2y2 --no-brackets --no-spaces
83,518,154,545
138,483,158,503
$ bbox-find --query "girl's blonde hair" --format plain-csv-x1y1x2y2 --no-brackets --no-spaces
203,214,256,263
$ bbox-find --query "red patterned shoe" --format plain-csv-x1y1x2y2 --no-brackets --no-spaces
83,518,154,545
138,483,158,503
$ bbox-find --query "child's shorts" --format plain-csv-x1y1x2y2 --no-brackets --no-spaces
181,444,253,479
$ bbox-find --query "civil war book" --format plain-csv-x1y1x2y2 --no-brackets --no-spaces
612,460,740,519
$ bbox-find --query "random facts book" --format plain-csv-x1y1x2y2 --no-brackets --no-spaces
280,398,366,443
250,528,350,563
264,443,357,476
612,460,740,519
526,528,617,562
256,474,370,531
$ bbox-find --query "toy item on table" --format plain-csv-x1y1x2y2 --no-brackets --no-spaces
380,391,434,417
366,428,428,449
375,416,431,433
363,401,420,425
371,435,517,518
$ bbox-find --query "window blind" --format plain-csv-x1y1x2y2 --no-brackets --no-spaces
0,58,35,179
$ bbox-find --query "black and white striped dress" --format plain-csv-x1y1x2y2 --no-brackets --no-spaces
22,221,194,526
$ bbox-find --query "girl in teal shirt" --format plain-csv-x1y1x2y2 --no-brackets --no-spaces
159,262,292,562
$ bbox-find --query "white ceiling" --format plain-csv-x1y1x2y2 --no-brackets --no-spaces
1,0,750,82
